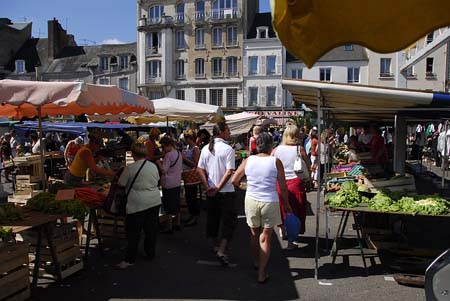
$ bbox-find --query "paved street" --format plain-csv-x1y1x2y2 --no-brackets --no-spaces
8,185,423,301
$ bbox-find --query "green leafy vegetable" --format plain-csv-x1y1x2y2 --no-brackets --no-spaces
26,192,88,220
326,181,362,208
0,203,23,223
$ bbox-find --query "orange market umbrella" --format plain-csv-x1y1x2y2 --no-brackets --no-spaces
0,79,155,186
0,79,154,118
271,0,450,68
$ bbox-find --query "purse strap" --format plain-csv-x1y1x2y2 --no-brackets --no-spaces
127,160,147,196
170,151,180,168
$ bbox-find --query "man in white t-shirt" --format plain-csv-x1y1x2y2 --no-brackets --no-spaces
197,122,236,266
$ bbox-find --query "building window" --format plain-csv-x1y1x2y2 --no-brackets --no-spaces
211,57,223,77
195,28,205,49
149,91,164,99
227,26,238,46
176,59,185,79
100,57,109,71
146,32,161,54
119,55,129,69
249,56,258,75
99,78,109,85
15,60,26,74
149,5,164,24
147,60,162,79
319,68,331,82
266,87,276,106
212,27,223,47
212,0,238,19
195,1,205,21
176,3,185,23
249,87,258,106
406,65,416,78
196,89,206,103
257,26,268,39
226,88,238,107
380,58,392,77
227,57,238,77
176,90,185,100
426,57,435,76
291,68,302,79
176,31,185,49
426,33,434,45
266,55,276,75
344,44,353,51
118,77,129,90
210,89,223,106
195,58,205,78
347,67,360,83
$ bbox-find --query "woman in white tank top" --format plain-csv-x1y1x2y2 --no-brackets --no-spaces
272,125,310,249
232,132,291,284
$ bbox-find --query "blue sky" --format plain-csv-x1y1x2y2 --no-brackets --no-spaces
3,0,271,45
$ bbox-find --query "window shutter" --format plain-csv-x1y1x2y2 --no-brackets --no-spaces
277,85,282,106
260,86,266,106
261,56,266,75
243,56,248,76
243,86,248,106
276,54,282,75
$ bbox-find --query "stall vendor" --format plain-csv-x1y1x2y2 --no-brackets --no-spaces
146,128,163,162
369,125,389,164
65,135,115,185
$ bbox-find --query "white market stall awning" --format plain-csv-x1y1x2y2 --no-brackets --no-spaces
283,79,450,122
201,112,260,136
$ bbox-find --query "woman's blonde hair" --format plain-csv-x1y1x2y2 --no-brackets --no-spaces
149,128,161,140
252,125,261,136
184,129,196,141
282,125,299,145
131,142,148,158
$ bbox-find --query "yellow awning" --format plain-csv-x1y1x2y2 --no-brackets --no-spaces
271,0,450,68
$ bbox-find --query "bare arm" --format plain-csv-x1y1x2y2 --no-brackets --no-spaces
276,158,292,213
81,149,115,176
231,158,247,187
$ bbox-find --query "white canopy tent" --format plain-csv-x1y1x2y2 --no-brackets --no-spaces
201,112,260,136
88,97,224,124
283,78,450,279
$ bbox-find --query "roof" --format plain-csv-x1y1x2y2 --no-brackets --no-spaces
7,23,30,31
247,12,277,39
283,79,450,121
287,45,369,63
7,40,136,74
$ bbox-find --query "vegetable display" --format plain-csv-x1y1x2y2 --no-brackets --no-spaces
326,181,362,208
26,192,88,220
0,226,13,239
368,192,449,215
74,187,107,207
0,203,23,224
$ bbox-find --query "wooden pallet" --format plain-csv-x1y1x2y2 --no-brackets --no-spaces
0,243,30,301
97,210,126,239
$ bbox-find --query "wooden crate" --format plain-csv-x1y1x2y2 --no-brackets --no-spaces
27,222,83,280
97,210,126,239
0,243,30,301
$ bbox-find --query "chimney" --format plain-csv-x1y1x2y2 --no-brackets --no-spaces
48,18,72,59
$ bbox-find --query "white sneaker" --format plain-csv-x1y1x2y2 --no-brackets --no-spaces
116,261,134,269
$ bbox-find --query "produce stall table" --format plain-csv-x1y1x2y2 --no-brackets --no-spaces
0,208,67,293
326,204,450,275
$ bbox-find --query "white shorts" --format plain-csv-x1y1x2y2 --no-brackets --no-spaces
245,195,281,229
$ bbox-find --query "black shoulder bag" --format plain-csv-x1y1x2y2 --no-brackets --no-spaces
106,160,147,216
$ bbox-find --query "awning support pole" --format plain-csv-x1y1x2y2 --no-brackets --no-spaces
37,106,46,190
315,89,322,280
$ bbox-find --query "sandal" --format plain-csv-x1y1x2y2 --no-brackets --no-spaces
216,254,230,267
258,273,270,284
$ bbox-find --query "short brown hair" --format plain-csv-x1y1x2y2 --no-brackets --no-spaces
159,136,175,147
131,142,148,158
